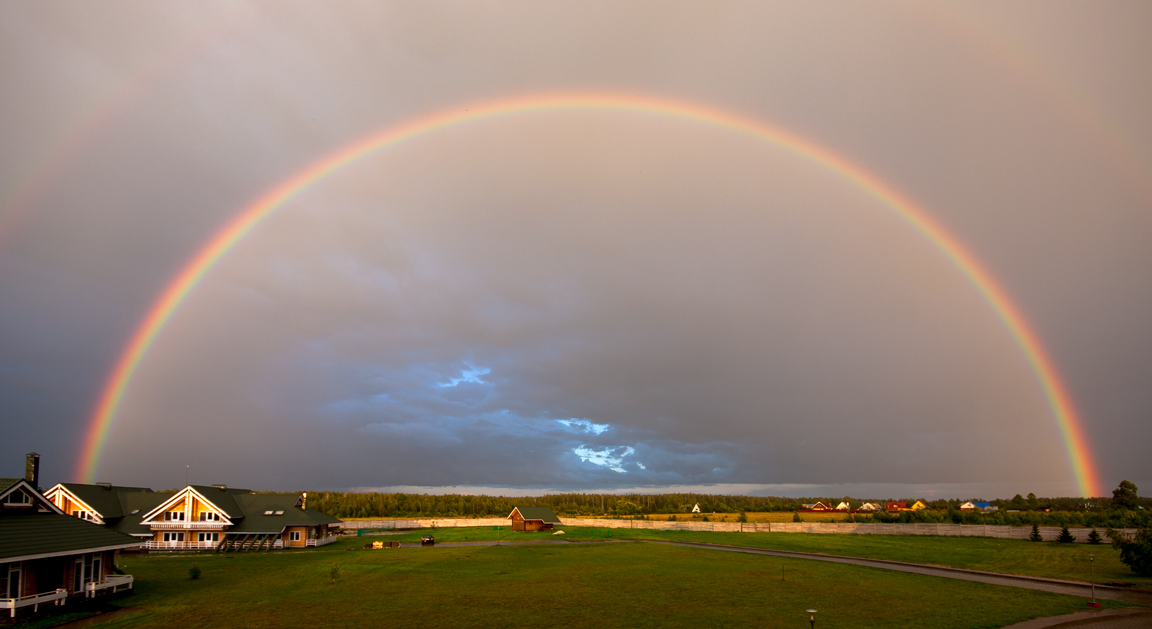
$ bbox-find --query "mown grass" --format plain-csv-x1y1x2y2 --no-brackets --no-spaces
95,541,1124,629
376,526,1152,587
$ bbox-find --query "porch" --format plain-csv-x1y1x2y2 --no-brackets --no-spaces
0,588,66,619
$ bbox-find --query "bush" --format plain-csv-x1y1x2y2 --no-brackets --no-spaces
1057,526,1075,543
1110,528,1152,576
793,512,802,523
737,510,748,523
188,565,201,580
328,562,342,583
1029,523,1043,542
1088,528,1103,545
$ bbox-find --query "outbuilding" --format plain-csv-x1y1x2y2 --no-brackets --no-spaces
508,507,562,532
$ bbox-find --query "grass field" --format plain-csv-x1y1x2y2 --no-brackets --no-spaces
92,538,1126,629
377,526,1152,588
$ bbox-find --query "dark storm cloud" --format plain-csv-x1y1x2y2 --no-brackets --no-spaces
1,1,1150,495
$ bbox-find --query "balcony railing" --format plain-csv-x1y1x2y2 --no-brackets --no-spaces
84,575,133,598
143,540,221,550
0,589,67,618
305,535,340,547
150,521,226,530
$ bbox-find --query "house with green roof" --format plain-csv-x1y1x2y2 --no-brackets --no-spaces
47,479,342,552
2,456,140,619
136,485,341,551
508,506,562,532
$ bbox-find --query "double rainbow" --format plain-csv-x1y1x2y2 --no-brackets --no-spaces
76,92,1101,497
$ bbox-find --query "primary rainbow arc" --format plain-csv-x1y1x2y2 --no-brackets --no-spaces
76,92,1101,497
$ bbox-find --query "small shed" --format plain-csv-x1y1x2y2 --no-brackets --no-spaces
508,506,562,532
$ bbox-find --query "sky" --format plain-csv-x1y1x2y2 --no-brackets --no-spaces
1,1,1150,498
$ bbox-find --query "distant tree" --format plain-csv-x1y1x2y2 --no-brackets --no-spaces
1088,529,1103,545
1113,481,1140,511
1011,494,1025,508
1057,526,1075,543
1110,528,1152,577
793,512,803,523
1029,523,1043,542
737,509,748,523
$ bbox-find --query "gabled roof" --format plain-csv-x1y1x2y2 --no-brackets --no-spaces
226,494,342,533
0,512,141,562
0,478,63,515
141,485,250,523
508,506,562,524
112,492,174,536
47,483,154,520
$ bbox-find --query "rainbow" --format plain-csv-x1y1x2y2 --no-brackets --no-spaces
76,92,1102,497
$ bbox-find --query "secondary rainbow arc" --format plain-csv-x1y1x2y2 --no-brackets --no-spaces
76,92,1101,497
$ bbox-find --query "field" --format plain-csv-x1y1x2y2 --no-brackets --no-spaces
385,526,1152,587
572,511,855,523
75,531,1137,629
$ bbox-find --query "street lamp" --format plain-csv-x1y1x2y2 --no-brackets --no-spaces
806,609,818,628
1088,554,1099,608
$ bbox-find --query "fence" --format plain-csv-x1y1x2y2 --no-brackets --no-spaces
339,517,1135,544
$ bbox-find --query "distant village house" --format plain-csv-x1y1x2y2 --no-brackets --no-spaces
508,507,562,532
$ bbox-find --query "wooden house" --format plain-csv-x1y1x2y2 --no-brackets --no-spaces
908,501,928,511
801,502,833,511
857,502,881,512
508,507,562,532
885,502,907,512
2,457,140,619
834,502,850,511
47,482,341,552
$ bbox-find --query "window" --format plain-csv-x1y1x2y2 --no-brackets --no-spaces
197,532,219,542
164,511,185,522
2,490,31,505
289,531,301,542
162,532,185,542
198,511,219,521
3,565,19,599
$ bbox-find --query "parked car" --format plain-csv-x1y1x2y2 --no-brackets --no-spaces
421,535,434,545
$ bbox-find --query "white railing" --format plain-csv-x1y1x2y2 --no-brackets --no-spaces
1,589,67,618
144,540,220,550
84,574,133,598
305,535,340,547
150,521,225,530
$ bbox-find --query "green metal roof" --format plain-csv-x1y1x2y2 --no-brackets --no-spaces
0,512,141,561
226,494,342,533
510,506,562,524
0,478,18,495
111,492,173,536
56,483,153,519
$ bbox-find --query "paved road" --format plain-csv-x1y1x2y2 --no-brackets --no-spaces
1002,608,1152,628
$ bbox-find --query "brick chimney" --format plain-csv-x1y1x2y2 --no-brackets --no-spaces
25,452,39,488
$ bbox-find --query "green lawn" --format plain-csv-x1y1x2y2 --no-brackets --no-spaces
378,526,1152,587
86,539,1127,629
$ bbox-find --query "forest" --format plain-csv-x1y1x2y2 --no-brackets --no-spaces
303,489,1152,528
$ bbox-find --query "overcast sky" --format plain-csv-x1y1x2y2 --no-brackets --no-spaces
2,2,1150,498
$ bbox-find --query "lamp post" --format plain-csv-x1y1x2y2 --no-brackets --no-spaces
1089,554,1098,607
806,609,817,628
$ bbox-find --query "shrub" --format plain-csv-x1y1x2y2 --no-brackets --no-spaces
1088,528,1103,545
1029,523,1043,542
737,510,748,523
1057,526,1075,543
793,512,802,523
188,565,201,580
328,562,342,583
1110,528,1152,576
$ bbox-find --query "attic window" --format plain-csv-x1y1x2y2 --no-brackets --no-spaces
130,509,139,515
264,510,274,515
275,510,285,515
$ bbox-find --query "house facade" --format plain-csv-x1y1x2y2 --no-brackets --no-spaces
2,470,139,618
508,507,562,532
